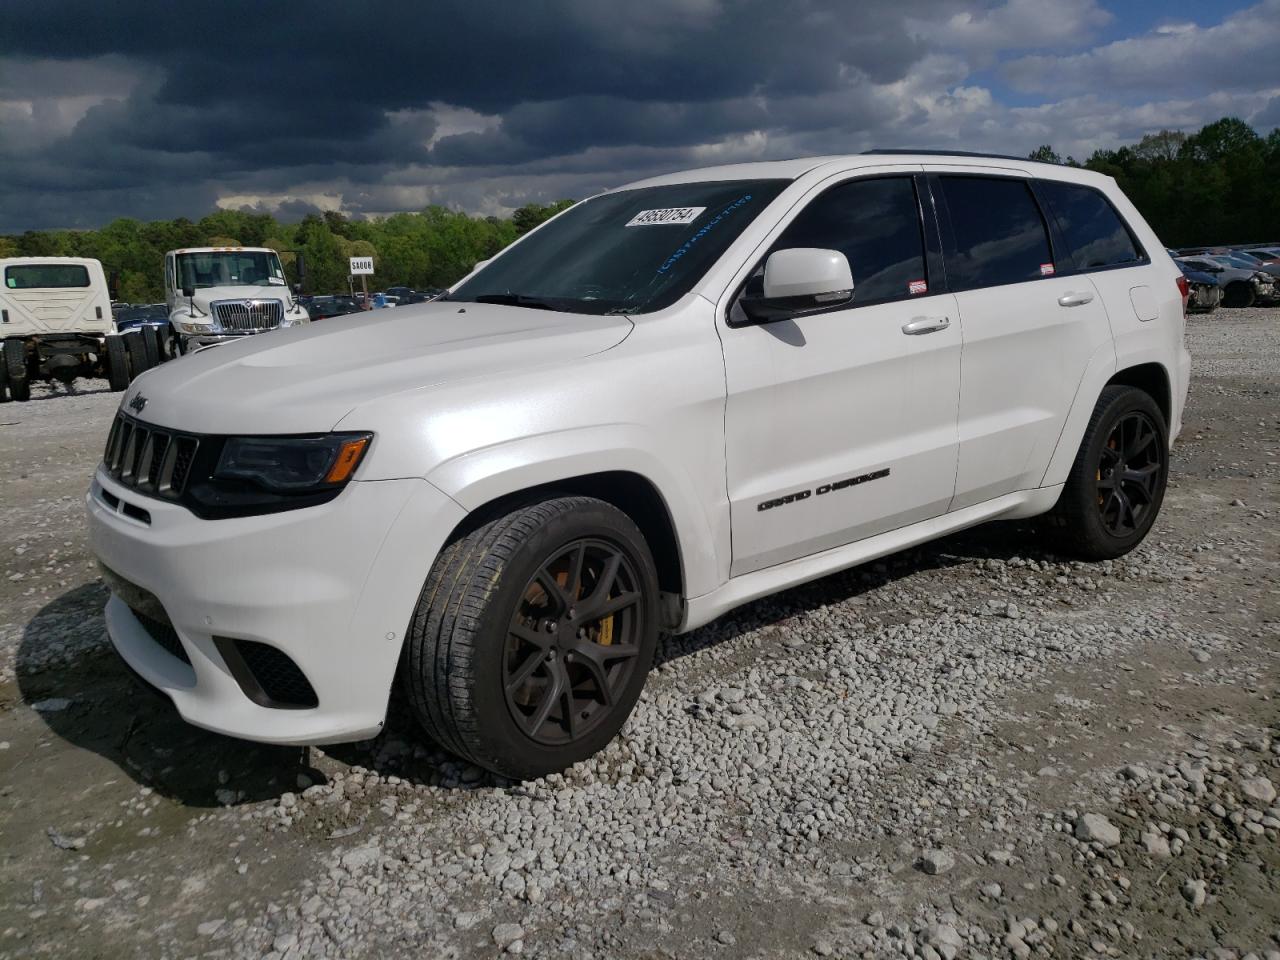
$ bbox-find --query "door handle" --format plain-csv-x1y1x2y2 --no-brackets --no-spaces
901,316,951,335
1057,291,1094,308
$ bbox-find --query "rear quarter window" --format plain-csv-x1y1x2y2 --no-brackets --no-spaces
1037,180,1145,271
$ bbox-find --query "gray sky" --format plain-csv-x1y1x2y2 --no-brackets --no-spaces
1,0,1277,232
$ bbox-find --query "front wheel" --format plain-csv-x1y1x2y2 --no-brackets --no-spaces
103,335,129,391
122,331,149,380
402,496,660,780
1045,385,1168,560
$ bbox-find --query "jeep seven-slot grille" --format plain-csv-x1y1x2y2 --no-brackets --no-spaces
102,412,199,499
211,299,282,332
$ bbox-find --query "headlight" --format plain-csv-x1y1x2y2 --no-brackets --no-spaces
183,433,372,518
178,320,214,334
214,435,370,491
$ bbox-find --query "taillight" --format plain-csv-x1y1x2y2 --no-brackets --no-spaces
1176,275,1189,313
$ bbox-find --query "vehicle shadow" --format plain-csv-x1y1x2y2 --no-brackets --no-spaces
26,381,116,402
17,520,1050,802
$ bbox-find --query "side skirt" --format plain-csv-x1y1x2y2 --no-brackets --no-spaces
679,484,1063,633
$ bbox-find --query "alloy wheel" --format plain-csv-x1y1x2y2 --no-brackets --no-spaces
1096,411,1165,537
503,538,645,745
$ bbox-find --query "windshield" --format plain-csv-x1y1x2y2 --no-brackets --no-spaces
449,179,788,315
176,251,286,290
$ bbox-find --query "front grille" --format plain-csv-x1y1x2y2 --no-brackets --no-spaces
103,412,199,500
131,606,192,666
211,299,283,332
214,637,318,709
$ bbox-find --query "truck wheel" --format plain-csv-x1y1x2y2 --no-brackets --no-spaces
1223,282,1255,308
155,325,174,361
141,326,162,367
123,331,149,380
403,496,660,780
0,354,8,402
1045,385,1168,561
104,335,129,391
2,340,30,402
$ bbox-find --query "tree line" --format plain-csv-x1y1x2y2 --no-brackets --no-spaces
0,201,572,303
2,117,1277,302
1028,117,1280,247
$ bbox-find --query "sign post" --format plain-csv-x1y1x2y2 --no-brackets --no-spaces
349,256,374,309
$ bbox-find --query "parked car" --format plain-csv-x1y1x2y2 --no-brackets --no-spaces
1241,247,1280,264
87,153,1189,778
1177,263,1221,313
307,295,362,320
1207,252,1280,281
1178,257,1277,307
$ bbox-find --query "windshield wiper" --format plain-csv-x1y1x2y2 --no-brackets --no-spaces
469,293,565,312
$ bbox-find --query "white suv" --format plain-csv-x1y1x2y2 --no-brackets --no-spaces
86,152,1191,779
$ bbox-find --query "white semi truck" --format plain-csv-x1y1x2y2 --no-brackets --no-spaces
164,247,309,354
0,256,146,402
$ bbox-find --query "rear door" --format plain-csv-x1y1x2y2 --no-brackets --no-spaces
721,169,962,576
931,172,1114,510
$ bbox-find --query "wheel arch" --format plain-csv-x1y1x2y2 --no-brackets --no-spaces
1106,361,1171,427
443,470,686,603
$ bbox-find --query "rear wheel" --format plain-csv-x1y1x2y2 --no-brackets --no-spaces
141,326,162,367
104,335,129,391
1223,281,1255,308
122,331,149,380
1045,385,1168,560
2,340,30,402
403,496,660,780
0,354,9,402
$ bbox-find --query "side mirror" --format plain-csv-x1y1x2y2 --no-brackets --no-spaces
740,248,854,323
182,286,195,299
292,283,302,295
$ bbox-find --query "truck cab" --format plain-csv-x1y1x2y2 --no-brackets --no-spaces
1,256,135,401
165,246,310,354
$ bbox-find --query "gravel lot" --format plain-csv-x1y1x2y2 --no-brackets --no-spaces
1,310,1277,960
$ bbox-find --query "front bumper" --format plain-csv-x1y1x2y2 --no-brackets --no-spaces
86,467,465,744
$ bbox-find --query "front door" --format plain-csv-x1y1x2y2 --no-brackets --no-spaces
721,171,962,577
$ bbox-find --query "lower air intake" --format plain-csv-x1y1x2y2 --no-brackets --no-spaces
214,637,318,709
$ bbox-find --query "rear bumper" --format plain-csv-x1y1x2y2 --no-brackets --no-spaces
86,468,466,744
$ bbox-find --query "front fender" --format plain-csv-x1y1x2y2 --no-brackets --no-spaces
425,423,725,599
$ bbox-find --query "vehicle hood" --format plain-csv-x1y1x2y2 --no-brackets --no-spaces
125,301,633,435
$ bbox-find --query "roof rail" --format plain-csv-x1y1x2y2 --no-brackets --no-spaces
861,148,1036,163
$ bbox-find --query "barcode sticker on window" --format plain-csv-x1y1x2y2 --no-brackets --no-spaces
908,279,928,295
626,207,707,227
1040,262,1056,276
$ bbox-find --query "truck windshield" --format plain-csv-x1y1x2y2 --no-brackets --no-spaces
176,251,286,289
449,179,788,315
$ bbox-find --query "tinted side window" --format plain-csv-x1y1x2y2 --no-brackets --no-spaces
939,177,1052,290
1038,181,1143,270
771,176,928,305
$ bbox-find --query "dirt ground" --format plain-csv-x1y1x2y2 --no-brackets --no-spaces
0,310,1277,959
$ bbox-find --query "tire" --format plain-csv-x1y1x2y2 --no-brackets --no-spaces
104,335,129,392
155,325,174,361
3,340,30,402
1045,385,1168,561
141,326,161,367
1223,281,1255,308
0,354,8,403
403,496,660,780
122,331,149,381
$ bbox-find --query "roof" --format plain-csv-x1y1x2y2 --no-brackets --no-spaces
0,256,105,267
169,246,277,255
615,152,1100,192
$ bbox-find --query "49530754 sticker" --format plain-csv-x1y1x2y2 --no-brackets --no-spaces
626,207,706,227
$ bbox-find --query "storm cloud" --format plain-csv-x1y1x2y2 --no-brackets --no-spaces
1,0,1276,230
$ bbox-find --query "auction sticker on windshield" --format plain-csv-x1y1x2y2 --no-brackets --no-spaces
626,207,707,227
